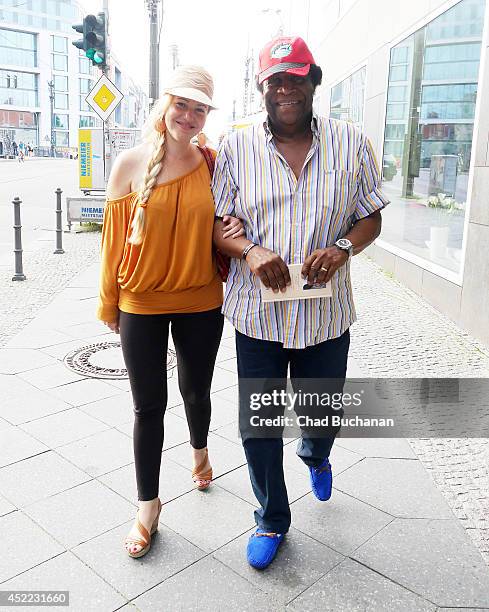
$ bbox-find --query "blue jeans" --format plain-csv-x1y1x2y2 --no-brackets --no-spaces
235,329,350,533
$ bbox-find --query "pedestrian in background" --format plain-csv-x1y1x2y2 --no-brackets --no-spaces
213,35,389,569
97,65,244,558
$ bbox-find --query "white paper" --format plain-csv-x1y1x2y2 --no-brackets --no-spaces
261,264,332,302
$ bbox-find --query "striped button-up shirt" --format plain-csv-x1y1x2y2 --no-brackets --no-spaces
212,113,389,349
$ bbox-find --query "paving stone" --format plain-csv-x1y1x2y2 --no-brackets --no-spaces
74,521,206,600
6,328,74,349
99,454,195,505
210,365,239,393
215,526,343,604
24,480,135,548
17,362,86,389
0,511,64,582
352,518,489,608
56,428,133,477
335,458,455,519
213,384,239,405
133,556,278,612
79,392,134,426
39,334,113,360
335,437,416,459
215,344,236,363
0,373,38,400
0,424,48,468
287,558,436,612
2,551,126,611
163,432,247,478
0,451,90,507
47,378,121,406
216,463,310,506
59,320,110,339
20,407,109,448
1,387,72,425
0,348,56,374
160,486,256,552
291,489,393,556
283,439,364,477
0,494,15,516
212,420,241,444
217,358,237,373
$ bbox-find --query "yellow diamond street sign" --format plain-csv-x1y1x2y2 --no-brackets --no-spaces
85,74,123,122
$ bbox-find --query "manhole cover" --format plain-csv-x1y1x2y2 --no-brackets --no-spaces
64,342,177,380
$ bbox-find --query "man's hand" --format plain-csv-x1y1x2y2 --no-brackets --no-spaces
302,247,349,285
103,318,120,334
222,215,245,239
246,246,291,292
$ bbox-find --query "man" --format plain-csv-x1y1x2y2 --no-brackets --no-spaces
212,35,389,569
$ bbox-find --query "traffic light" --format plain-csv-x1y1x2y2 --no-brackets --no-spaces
72,13,106,68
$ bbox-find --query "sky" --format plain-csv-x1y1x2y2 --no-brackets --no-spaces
79,0,312,140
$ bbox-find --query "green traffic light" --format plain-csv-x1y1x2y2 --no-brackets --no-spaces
85,48,104,64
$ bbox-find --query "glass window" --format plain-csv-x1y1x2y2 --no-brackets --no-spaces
53,74,67,91
52,54,67,71
54,113,68,128
79,96,91,112
79,115,97,127
52,35,67,53
54,92,68,109
0,69,38,106
329,66,366,129
54,131,69,147
381,0,485,275
79,78,91,94
79,57,91,74
0,28,37,67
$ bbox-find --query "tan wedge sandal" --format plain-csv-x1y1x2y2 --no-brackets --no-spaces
124,499,162,558
192,448,213,491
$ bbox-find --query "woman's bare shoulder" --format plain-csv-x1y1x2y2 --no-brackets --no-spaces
106,143,150,199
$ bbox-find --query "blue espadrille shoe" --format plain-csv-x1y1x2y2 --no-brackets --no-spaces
246,529,284,569
309,458,333,501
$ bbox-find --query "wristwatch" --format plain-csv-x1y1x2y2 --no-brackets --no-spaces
334,238,354,259
242,243,257,260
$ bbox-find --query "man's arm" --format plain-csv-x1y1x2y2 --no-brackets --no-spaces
213,219,291,292
301,210,381,284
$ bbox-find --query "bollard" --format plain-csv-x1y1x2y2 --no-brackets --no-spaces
12,196,26,281
54,187,65,254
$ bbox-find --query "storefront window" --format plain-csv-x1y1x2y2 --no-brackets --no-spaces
330,66,366,129
380,0,485,275
54,113,68,128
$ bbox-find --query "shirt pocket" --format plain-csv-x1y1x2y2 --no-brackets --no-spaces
317,169,356,233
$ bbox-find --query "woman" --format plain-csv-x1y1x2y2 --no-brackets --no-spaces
97,65,243,558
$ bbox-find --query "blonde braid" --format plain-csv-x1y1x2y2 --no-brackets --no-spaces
128,132,166,245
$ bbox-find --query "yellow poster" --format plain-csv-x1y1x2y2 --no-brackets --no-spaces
79,129,92,189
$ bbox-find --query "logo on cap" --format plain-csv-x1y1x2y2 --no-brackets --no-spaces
270,43,292,59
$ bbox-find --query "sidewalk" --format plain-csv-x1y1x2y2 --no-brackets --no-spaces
0,254,489,611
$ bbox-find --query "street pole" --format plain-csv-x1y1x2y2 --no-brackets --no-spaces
102,0,111,184
12,197,26,281
48,79,55,157
147,0,160,111
54,188,64,254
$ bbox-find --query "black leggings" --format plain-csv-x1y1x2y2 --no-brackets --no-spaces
119,307,224,501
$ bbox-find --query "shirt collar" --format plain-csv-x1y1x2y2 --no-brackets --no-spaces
263,110,319,142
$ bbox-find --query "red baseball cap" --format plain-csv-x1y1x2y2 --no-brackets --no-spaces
258,36,316,85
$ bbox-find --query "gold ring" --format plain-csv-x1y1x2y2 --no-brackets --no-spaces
321,266,328,272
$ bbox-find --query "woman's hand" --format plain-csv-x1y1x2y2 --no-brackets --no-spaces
222,215,245,239
103,318,120,334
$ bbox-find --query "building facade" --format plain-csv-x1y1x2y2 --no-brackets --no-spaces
308,0,489,347
0,0,146,157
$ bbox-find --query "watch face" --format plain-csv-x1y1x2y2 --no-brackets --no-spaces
337,238,352,249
